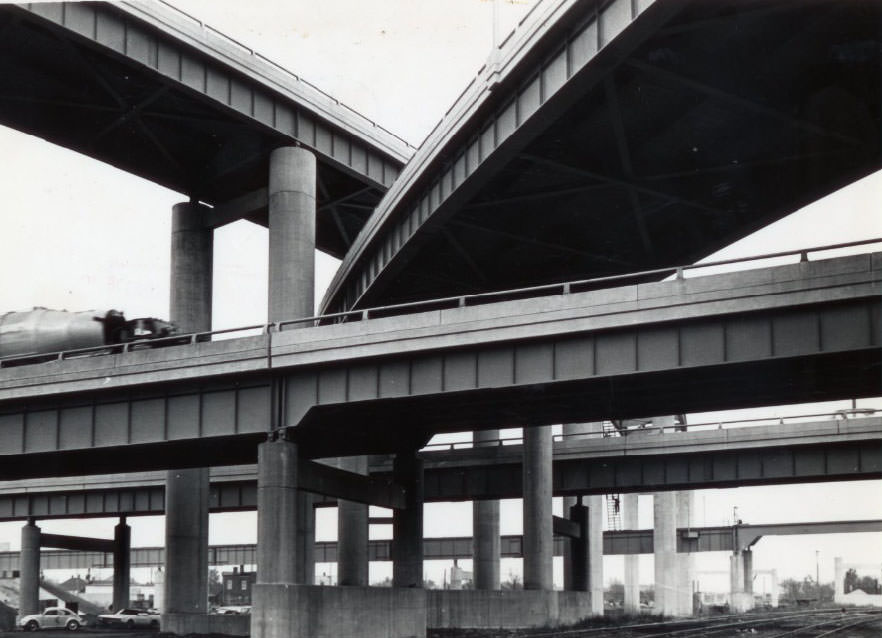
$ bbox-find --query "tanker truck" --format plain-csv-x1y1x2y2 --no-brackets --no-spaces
0,308,176,361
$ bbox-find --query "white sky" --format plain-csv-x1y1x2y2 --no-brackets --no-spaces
0,0,880,590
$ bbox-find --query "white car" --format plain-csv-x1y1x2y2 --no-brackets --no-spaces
97,608,160,629
18,606,83,631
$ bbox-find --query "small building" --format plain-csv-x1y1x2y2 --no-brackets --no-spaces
221,569,256,606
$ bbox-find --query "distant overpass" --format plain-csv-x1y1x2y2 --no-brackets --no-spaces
0,249,878,478
2,520,880,571
0,415,879,521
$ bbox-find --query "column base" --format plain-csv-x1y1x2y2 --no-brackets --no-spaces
162,612,249,636
427,590,595,629
251,584,426,638
730,593,755,613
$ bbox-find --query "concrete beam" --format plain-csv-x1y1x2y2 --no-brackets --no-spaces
298,459,405,510
40,533,116,553
553,515,581,539
207,188,268,229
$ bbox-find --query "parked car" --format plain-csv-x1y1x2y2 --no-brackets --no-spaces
97,608,160,629
18,607,83,631
214,605,251,615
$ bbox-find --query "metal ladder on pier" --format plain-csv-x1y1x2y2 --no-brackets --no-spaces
602,420,623,531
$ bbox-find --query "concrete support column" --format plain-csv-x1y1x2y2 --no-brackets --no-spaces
770,569,779,608
112,517,131,612
19,521,40,617
522,425,553,591
268,145,316,322
562,422,603,597
653,491,677,616
166,201,212,617
568,502,589,591
742,549,753,595
834,557,844,601
729,551,744,598
622,493,640,614
337,456,369,586
170,202,213,333
587,495,604,613
164,468,210,614
473,429,500,590
256,439,299,584
296,493,316,584
729,550,753,612
267,146,317,588
676,491,695,615
392,452,424,588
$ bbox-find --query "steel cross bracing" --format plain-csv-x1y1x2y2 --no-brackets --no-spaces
0,1,413,258
322,0,881,314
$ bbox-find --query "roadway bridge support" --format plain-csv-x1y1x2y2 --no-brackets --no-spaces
18,521,39,618
622,494,640,614
653,490,677,616
677,491,696,615
392,451,424,588
269,145,318,587
473,429,500,590
523,425,553,590
337,456,369,586
729,549,754,612
164,202,212,624
562,423,604,614
113,518,131,613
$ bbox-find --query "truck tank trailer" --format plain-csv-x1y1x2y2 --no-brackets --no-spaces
0,308,176,360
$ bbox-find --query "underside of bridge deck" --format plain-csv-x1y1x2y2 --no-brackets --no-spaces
326,0,882,311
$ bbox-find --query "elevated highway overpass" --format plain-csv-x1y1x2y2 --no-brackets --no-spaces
0,1,413,257
0,415,879,521
321,0,881,312
0,249,879,476
3,520,880,571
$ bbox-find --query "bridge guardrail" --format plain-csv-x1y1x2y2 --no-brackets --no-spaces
419,408,882,451
1,238,879,370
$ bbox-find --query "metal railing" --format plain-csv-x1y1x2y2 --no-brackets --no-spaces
419,407,882,451
147,1,415,151
1,237,878,370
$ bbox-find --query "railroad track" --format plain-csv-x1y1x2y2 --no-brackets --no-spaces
509,608,882,638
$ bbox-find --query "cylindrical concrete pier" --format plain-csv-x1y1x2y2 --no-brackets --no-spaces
337,456,369,586
170,202,213,334
113,518,131,612
392,452,424,588
676,491,696,615
622,493,640,614
587,494,604,613
523,425,553,590
256,440,299,584
164,468,210,613
19,522,40,617
473,429,500,590
653,491,677,616
268,146,316,323
561,423,604,610
166,201,212,617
